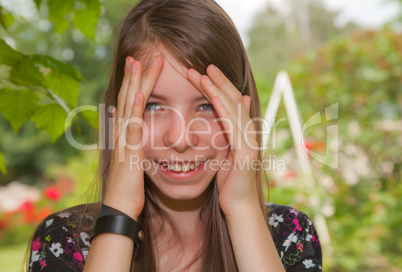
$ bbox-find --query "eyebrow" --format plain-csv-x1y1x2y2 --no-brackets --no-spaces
149,93,208,102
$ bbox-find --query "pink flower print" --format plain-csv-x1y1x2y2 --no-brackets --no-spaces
289,209,299,216
293,219,302,232
297,243,304,252
284,213,302,233
74,252,84,261
32,237,41,251
39,259,47,269
67,237,74,244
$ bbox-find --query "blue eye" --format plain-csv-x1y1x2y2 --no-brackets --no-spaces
145,102,162,111
198,103,214,111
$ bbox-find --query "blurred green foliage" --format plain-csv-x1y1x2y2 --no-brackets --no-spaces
0,0,103,176
0,0,137,184
261,28,402,271
248,0,359,91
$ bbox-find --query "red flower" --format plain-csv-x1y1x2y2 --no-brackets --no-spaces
19,201,35,212
304,140,313,150
283,171,297,180
44,186,61,201
18,201,36,223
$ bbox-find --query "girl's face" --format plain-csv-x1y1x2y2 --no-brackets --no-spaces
141,50,230,204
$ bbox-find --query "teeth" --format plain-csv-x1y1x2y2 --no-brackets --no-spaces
161,162,202,172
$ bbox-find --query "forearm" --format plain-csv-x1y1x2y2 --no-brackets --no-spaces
226,200,286,272
83,233,134,272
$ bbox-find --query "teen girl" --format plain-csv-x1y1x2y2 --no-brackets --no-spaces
27,0,322,271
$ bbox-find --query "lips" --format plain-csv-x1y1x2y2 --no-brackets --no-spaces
153,160,207,180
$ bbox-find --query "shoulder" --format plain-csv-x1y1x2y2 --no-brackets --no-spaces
28,203,99,271
266,203,323,271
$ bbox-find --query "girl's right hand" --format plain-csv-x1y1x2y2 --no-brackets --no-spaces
103,56,164,220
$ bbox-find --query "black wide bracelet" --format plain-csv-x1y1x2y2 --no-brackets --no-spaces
90,214,144,252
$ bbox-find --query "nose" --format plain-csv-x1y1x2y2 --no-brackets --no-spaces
163,110,199,153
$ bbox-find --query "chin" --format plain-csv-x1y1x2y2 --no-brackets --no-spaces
163,186,208,200
145,175,213,207
156,181,211,200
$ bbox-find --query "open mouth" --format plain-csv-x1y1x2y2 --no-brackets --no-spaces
153,160,207,179
159,161,204,172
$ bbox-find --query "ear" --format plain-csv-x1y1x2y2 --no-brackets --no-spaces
242,95,251,115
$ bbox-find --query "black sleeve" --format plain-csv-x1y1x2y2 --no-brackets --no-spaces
28,212,91,272
267,204,323,271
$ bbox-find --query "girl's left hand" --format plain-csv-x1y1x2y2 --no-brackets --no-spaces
187,65,260,216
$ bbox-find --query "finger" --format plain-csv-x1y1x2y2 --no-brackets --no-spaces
211,96,245,153
201,76,255,147
140,56,164,107
126,92,145,152
186,68,212,101
199,75,234,114
117,57,134,120
112,108,116,148
206,64,243,103
123,60,143,119
242,95,251,115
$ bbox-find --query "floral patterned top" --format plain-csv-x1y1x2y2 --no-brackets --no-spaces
28,203,322,271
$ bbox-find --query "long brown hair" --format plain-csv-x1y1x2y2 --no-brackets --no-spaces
26,0,268,271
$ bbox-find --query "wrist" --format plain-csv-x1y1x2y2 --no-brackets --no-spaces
224,198,262,221
103,197,141,221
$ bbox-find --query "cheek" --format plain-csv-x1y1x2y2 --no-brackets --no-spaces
208,122,230,150
141,118,156,152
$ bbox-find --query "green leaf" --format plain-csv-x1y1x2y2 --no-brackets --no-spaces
0,151,5,174
48,0,74,34
45,70,80,107
73,0,101,40
32,54,84,81
0,6,15,29
0,88,40,133
9,57,45,87
33,54,85,107
81,108,99,129
0,39,23,66
0,65,12,81
32,103,68,142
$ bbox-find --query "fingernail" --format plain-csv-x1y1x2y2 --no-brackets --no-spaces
152,56,158,67
193,70,201,80
210,65,220,76
132,61,137,74
125,58,130,70
206,76,212,85
135,92,140,105
216,97,222,106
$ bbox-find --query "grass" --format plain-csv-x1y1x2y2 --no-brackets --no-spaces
0,243,28,272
